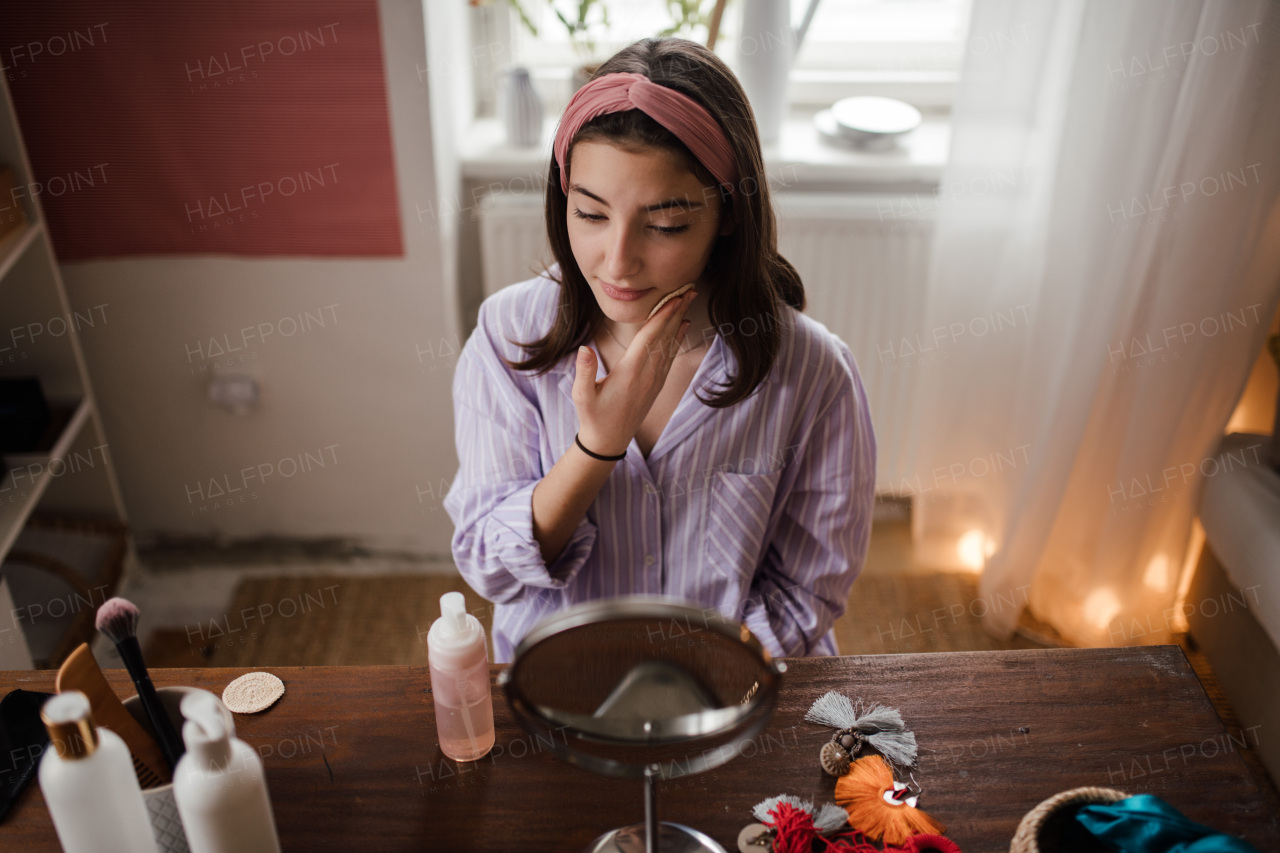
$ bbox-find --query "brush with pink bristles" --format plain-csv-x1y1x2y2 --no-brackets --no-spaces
96,597,185,771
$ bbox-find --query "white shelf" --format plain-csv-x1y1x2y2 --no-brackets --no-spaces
0,396,92,558
0,67,130,670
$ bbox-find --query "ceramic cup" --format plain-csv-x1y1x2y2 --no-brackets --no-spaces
122,686,215,853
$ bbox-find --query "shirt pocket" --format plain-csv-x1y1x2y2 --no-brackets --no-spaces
704,469,783,581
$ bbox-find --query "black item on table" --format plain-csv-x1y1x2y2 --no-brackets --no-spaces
0,689,54,822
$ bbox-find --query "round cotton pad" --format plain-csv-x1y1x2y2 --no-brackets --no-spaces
646,282,695,321
222,671,285,714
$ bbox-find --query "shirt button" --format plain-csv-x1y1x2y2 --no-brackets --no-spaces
644,554,655,566
644,483,658,497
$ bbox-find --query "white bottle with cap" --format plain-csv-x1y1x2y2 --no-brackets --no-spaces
427,591,495,761
171,690,281,853
37,690,159,853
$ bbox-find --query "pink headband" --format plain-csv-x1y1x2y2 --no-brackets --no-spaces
553,72,739,198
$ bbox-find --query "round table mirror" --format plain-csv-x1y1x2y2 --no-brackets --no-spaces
500,597,786,853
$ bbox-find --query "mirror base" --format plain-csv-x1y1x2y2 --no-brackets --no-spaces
583,822,727,853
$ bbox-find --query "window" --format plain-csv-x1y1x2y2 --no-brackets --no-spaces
484,0,973,111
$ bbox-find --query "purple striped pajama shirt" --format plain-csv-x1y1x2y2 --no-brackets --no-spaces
444,271,876,663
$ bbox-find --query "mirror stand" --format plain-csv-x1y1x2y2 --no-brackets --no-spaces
583,763,724,853
586,661,727,853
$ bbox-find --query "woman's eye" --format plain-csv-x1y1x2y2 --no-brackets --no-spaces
572,207,689,234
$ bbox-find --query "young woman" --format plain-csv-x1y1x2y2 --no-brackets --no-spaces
444,37,875,663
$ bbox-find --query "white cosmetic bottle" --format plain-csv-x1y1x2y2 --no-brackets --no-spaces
37,690,159,853
428,592,495,761
172,691,281,853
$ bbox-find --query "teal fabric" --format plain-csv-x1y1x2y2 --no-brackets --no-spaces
1076,794,1261,853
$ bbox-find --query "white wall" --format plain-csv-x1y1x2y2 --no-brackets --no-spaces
56,1,460,556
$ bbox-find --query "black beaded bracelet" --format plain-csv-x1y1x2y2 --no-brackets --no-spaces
575,432,627,461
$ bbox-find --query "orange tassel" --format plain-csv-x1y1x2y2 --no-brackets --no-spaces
834,755,945,847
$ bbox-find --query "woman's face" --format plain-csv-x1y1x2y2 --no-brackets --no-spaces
566,140,731,325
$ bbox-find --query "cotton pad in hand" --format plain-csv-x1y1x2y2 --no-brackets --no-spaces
646,283,695,321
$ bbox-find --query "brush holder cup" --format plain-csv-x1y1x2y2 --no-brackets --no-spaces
501,597,785,853
122,685,211,853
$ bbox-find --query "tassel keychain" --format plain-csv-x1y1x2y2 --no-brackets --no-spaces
805,692,918,775
834,755,946,847
741,795,880,853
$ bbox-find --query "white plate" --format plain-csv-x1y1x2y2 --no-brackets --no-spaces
831,96,922,135
814,108,909,151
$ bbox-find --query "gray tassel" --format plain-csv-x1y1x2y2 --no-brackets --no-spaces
804,691,919,768
852,703,905,734
752,795,849,834
813,803,850,833
804,691,859,729
753,794,807,824
867,728,917,768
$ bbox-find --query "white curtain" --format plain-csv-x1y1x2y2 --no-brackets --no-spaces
908,0,1280,646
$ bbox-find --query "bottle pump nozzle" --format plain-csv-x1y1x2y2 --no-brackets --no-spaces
180,691,234,771
441,592,469,636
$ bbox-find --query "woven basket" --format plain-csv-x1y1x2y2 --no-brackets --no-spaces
1009,787,1129,853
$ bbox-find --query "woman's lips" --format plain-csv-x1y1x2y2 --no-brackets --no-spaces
600,281,654,302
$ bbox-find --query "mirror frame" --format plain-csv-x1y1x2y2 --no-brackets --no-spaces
500,597,786,780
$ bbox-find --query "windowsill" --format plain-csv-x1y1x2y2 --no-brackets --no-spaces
459,106,949,192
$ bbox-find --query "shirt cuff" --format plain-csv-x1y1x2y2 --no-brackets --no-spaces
491,481,598,588
743,601,803,659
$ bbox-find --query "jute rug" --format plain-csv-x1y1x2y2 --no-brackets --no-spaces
201,574,494,667
172,570,1043,668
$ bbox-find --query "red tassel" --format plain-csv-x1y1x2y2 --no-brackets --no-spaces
892,833,963,853
816,830,882,853
767,801,818,853
834,756,946,847
767,802,892,853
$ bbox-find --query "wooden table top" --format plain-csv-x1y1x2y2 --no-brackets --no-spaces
1,646,1276,852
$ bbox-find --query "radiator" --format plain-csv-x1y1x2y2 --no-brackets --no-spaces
478,192,551,298
476,191,936,491
775,194,935,492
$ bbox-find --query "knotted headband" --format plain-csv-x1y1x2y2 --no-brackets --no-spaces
553,71,740,198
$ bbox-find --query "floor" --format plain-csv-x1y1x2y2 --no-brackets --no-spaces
89,544,459,669
109,498,1031,665
103,502,1107,665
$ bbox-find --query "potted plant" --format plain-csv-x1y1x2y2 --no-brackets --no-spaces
504,0,614,92
500,0,725,93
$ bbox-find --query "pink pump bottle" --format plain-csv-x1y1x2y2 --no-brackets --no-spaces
427,592,495,761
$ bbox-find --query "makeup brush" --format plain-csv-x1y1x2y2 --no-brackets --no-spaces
95,597,185,771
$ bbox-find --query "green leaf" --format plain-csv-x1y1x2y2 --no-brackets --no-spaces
505,0,539,37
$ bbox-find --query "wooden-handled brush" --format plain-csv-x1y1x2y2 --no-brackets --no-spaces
96,597,185,771
55,643,170,786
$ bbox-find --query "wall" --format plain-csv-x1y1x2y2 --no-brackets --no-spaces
54,1,460,556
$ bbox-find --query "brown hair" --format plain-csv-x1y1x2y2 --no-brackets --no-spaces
506,37,804,408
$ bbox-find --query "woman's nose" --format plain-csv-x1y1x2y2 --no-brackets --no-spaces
603,223,640,280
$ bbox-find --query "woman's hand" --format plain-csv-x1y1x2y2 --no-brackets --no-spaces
572,289,697,457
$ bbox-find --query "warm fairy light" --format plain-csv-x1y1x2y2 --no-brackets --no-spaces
1083,588,1122,632
956,529,987,571
1143,554,1170,592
